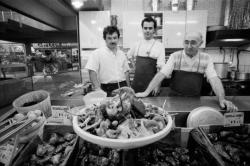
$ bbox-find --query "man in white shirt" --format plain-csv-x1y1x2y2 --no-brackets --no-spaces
127,17,165,96
85,26,130,96
136,32,238,112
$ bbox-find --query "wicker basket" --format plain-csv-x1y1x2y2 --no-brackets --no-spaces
12,90,51,118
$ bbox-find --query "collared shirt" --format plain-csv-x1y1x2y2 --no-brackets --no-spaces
85,46,130,84
127,39,165,68
160,50,217,79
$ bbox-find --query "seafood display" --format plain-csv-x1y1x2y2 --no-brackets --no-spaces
75,141,120,166
76,87,169,139
23,132,76,166
204,126,250,166
135,144,210,166
0,110,45,144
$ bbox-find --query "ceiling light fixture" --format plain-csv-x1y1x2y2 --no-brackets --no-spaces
220,39,246,42
71,0,85,9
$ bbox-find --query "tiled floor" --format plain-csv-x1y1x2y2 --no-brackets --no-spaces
32,70,84,99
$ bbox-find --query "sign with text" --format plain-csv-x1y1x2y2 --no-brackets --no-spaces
224,112,244,127
47,106,72,125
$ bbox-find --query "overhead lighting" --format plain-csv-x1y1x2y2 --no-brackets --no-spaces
176,32,182,36
220,39,246,42
97,27,102,31
71,0,85,9
91,20,96,24
171,0,179,12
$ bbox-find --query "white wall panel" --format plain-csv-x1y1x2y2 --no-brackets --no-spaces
79,11,110,49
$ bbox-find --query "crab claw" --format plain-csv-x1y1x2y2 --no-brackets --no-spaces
111,86,135,99
131,98,146,117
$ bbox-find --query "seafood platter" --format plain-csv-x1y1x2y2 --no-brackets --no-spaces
73,87,173,149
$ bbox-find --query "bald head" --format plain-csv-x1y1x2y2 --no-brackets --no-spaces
183,32,203,57
185,32,203,44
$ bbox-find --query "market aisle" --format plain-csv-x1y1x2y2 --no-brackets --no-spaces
32,71,82,99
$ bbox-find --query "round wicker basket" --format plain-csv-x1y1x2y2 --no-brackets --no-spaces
12,90,51,118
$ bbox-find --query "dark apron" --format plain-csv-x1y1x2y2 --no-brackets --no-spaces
170,51,203,97
132,41,157,93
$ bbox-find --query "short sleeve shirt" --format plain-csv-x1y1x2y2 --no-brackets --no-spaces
160,50,217,79
85,46,130,84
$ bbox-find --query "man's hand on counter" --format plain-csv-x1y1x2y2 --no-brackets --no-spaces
219,99,238,112
135,92,149,98
152,86,160,96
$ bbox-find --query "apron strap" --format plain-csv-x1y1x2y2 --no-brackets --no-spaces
178,51,183,70
197,52,201,72
136,42,141,56
136,40,156,57
146,40,156,57
178,51,201,72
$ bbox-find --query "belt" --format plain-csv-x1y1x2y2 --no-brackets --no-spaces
101,81,126,86
101,81,127,97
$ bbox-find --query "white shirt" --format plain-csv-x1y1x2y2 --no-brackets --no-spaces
85,46,130,84
127,39,165,68
161,50,217,79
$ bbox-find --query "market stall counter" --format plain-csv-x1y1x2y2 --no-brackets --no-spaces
48,96,250,128
1,93,250,166
1,96,250,128
50,96,250,111
141,96,250,127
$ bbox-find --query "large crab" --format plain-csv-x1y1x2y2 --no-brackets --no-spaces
78,87,168,139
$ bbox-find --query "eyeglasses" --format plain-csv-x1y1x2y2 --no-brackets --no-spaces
184,40,198,46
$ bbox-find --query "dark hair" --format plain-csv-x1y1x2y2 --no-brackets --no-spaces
103,26,120,40
141,17,157,29
44,50,51,56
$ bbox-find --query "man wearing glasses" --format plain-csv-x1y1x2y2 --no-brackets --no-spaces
136,32,238,112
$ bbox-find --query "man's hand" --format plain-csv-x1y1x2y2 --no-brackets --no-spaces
152,86,160,96
93,86,102,91
219,99,238,112
135,92,149,98
112,87,135,99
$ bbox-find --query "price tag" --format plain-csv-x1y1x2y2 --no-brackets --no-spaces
224,112,244,127
0,144,14,165
47,106,72,125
